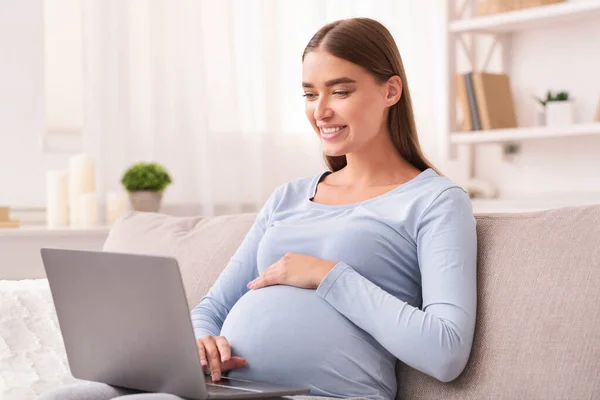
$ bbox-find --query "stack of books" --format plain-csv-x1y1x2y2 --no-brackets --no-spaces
0,206,20,228
477,0,565,16
456,72,518,131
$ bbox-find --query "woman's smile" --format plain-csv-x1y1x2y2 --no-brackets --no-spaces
319,124,348,141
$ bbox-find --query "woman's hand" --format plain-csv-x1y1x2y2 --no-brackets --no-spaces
197,336,247,382
247,252,337,290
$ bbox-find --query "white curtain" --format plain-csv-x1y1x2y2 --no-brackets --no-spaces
80,0,441,216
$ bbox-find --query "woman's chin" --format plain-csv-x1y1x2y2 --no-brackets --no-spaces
322,145,348,157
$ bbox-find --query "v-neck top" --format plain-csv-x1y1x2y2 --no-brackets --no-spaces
191,168,477,399
307,168,434,208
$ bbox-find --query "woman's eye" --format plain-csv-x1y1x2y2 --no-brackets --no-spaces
333,91,350,97
302,93,317,100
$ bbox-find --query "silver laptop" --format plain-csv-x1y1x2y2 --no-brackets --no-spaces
40,248,310,399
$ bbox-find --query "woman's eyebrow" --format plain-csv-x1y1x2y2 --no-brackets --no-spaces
302,77,357,88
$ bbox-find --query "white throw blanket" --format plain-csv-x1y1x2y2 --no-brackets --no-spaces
0,279,77,400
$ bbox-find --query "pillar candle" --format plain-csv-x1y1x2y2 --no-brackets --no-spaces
68,153,95,226
46,170,69,228
106,192,130,225
78,193,98,227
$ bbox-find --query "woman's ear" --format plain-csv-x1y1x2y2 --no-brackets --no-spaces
385,76,403,106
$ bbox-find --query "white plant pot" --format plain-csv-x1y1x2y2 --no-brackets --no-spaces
545,101,574,127
128,191,163,212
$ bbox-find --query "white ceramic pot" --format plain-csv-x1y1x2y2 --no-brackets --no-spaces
545,101,574,127
536,110,545,126
128,191,163,212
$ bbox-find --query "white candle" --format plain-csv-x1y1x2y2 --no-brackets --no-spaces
46,170,69,228
68,153,95,226
78,193,98,227
106,192,130,225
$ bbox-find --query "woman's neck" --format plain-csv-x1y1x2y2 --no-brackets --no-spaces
339,132,421,187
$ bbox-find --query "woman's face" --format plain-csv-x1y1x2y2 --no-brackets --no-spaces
302,49,396,157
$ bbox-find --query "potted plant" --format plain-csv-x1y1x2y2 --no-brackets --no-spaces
121,162,172,212
535,90,573,127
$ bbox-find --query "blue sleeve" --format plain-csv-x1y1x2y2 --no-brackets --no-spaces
315,187,477,382
190,187,282,339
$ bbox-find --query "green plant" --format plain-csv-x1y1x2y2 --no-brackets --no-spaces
534,90,570,107
121,162,172,192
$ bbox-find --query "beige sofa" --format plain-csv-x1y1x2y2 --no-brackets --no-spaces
99,205,600,400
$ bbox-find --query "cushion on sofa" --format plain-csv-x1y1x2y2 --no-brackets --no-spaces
103,211,256,311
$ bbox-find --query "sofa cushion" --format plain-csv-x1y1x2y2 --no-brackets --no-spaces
102,211,255,310
397,205,600,399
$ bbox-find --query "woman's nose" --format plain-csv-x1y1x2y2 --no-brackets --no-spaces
314,98,333,120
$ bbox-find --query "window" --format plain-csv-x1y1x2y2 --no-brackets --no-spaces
43,0,83,151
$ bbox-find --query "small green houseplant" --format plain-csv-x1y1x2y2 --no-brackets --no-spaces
534,90,573,127
121,162,172,212
534,90,569,107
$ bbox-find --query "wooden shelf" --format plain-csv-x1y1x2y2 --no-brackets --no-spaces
450,0,600,34
450,122,600,144
0,225,110,237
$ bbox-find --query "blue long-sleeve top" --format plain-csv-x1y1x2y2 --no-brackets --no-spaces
191,168,477,400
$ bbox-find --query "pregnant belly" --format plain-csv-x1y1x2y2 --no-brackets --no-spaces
220,285,395,398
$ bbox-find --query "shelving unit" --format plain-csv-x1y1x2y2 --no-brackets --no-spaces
0,225,108,280
442,0,600,212
0,225,110,237
450,0,600,33
451,122,600,144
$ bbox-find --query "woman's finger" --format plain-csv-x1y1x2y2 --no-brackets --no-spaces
200,336,222,382
215,336,231,363
249,269,275,289
222,356,248,372
196,338,208,367
247,268,266,289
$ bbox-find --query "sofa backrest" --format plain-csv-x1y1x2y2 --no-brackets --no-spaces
398,205,600,399
104,206,600,399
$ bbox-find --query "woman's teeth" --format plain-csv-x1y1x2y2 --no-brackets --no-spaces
320,126,347,141
322,126,344,134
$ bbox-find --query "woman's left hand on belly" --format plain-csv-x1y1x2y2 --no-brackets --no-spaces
247,252,337,290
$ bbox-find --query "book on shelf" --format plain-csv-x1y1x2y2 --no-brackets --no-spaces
456,71,518,132
0,206,20,228
465,72,482,130
0,220,20,228
477,0,566,17
456,74,472,131
0,206,8,221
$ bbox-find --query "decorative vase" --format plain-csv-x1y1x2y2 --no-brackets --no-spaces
128,191,163,212
545,101,574,127
535,110,545,126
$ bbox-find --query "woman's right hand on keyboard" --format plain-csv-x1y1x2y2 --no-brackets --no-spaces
197,335,247,382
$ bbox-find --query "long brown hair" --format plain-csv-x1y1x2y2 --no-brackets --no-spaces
303,18,438,174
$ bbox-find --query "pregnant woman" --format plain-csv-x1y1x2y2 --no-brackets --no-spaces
42,17,477,400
